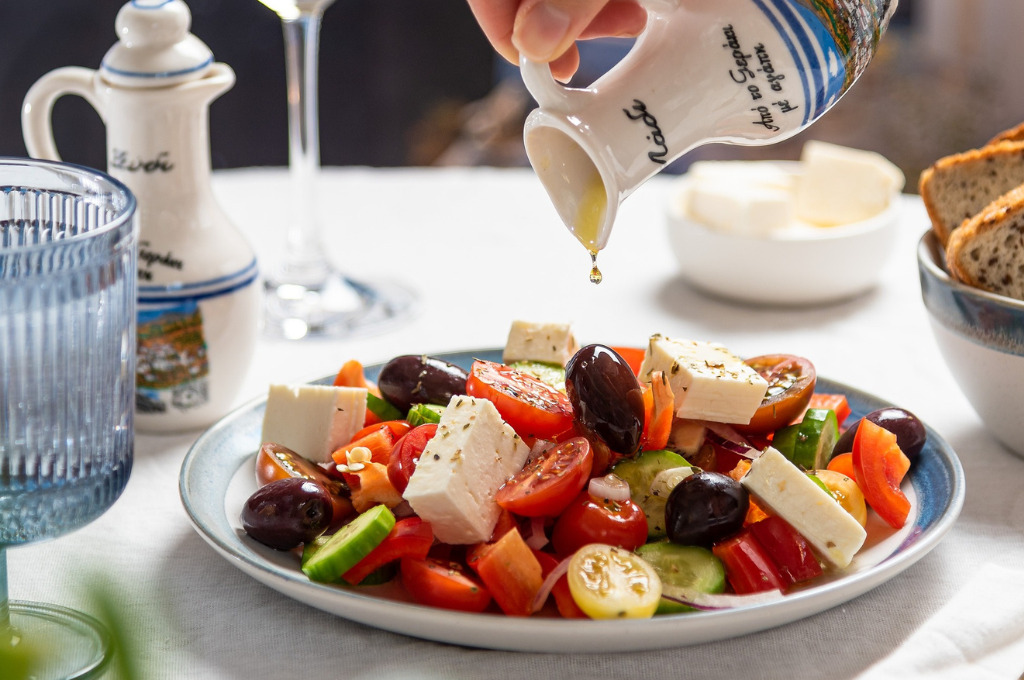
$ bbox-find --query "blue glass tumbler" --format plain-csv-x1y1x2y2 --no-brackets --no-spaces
1,157,138,679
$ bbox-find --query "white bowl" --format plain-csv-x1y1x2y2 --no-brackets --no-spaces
666,182,902,306
918,231,1024,457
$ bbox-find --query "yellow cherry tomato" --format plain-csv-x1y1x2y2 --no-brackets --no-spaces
567,544,662,619
812,469,868,527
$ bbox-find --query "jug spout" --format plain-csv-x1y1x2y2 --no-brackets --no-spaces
524,108,618,254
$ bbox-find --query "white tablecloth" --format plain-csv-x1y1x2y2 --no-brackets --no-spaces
11,166,1023,679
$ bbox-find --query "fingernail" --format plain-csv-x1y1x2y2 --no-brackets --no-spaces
514,2,571,61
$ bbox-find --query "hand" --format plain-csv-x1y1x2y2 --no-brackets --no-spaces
467,0,647,82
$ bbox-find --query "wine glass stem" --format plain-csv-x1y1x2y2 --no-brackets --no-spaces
280,10,331,285
1,546,12,641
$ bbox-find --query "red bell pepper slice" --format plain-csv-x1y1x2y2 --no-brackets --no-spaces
748,516,822,586
712,528,787,594
468,527,543,616
851,419,911,530
802,393,852,428
342,517,434,585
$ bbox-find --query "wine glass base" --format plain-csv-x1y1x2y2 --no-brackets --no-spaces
263,271,416,340
4,601,112,680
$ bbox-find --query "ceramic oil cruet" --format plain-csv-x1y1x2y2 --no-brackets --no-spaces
520,0,898,269
22,0,260,433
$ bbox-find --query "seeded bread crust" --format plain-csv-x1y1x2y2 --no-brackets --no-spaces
919,141,1024,246
945,184,1024,300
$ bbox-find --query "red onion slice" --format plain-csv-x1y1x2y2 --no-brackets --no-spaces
660,583,783,611
588,474,632,502
524,515,549,550
530,555,573,613
703,422,761,459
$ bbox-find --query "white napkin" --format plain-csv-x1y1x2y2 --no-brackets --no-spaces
856,563,1024,680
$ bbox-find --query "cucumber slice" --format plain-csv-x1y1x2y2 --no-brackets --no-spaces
301,504,396,583
509,360,566,391
636,541,725,614
366,393,402,422
406,403,444,427
611,450,692,539
773,408,839,470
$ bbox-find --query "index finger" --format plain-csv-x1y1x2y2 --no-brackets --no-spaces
466,0,521,66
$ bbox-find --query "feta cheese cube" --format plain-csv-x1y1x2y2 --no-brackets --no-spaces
638,335,768,425
261,384,368,464
795,140,904,226
502,320,579,366
403,395,531,544
741,447,867,568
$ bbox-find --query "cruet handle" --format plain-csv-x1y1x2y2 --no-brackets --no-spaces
22,67,105,162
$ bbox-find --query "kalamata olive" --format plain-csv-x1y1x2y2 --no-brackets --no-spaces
241,477,333,550
832,407,927,461
377,354,469,413
565,344,644,457
665,471,749,547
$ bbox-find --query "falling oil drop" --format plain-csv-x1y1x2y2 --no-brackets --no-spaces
589,251,602,285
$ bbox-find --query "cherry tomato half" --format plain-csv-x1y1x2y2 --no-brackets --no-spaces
495,437,593,517
255,443,355,525
465,360,574,439
400,557,493,613
551,489,648,557
387,423,438,494
736,354,816,434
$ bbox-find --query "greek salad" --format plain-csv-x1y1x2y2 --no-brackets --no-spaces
240,322,924,619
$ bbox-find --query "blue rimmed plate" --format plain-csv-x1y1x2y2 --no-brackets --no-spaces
180,349,964,653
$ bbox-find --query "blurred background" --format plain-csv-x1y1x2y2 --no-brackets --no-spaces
1,0,1023,192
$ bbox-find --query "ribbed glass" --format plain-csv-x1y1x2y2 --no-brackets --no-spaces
0,158,138,545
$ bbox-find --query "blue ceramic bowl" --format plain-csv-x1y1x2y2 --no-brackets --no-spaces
918,230,1024,456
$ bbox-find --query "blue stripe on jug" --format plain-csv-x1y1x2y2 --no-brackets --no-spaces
752,0,847,125
138,257,258,305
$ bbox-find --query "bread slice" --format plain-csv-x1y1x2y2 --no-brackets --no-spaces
919,141,1024,246
989,121,1024,146
945,184,1024,300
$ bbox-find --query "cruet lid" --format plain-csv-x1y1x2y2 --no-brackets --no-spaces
100,0,214,88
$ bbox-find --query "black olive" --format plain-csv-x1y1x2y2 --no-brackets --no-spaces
665,471,748,547
377,354,469,413
241,478,333,550
565,344,644,456
832,407,927,462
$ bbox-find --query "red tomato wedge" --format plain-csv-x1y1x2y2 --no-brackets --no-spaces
550,489,648,557
712,528,787,594
747,516,822,586
736,354,816,434
386,423,438,494
342,517,434,585
851,419,911,529
400,557,492,613
609,346,646,376
254,443,355,527
495,437,593,517
465,360,574,440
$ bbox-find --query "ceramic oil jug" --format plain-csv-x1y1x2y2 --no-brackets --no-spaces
22,0,260,433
